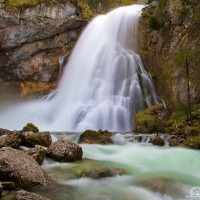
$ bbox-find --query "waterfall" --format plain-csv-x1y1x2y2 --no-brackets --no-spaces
0,5,159,132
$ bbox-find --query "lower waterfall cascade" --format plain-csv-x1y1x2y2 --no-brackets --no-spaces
0,5,160,131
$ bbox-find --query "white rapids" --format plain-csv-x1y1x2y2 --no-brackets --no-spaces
0,5,159,131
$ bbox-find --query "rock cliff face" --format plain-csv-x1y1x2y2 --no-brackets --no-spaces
0,0,87,97
139,0,200,108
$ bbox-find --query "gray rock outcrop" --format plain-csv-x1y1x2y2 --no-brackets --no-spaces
0,1,87,97
0,147,52,187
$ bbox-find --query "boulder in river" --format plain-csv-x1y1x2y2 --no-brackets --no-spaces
81,167,127,179
0,131,22,148
149,135,165,146
0,147,52,188
26,145,47,165
47,139,83,162
22,131,52,147
79,130,113,144
15,190,50,200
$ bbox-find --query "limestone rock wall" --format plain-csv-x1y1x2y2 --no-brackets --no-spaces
139,0,200,108
0,0,87,97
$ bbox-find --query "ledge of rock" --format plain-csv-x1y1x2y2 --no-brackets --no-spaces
47,139,83,162
0,147,52,188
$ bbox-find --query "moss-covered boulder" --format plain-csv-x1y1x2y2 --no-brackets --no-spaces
134,104,169,133
22,131,52,147
22,123,39,133
79,130,113,144
183,136,200,149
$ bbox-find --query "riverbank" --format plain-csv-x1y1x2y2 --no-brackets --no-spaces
0,125,200,199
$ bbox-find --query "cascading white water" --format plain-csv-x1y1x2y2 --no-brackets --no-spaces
0,5,159,131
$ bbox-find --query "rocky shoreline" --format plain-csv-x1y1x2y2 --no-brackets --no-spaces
0,119,199,199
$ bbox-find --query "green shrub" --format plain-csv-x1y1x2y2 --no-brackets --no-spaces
149,16,164,30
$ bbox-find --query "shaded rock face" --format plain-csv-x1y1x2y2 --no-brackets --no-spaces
26,145,47,165
149,135,165,146
0,147,51,188
79,130,113,144
15,190,50,200
0,131,22,148
0,1,86,96
47,139,83,162
139,0,200,107
22,131,52,147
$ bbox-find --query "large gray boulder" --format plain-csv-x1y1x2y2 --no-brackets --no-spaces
0,147,52,188
47,139,83,162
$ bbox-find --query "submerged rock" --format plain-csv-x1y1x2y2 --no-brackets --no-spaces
82,167,127,179
26,145,47,165
47,139,83,162
22,131,52,147
0,147,52,188
14,190,50,200
136,177,184,197
79,130,113,144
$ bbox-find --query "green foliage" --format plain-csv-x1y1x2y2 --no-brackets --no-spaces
177,7,189,15
5,0,66,7
134,104,167,133
149,16,164,30
170,111,187,121
86,0,134,12
78,0,94,20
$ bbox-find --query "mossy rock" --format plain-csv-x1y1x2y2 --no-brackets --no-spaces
134,104,169,133
22,131,52,147
22,123,39,133
183,136,200,149
79,130,113,144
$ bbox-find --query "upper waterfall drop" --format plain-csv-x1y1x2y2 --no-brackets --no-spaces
0,5,159,132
